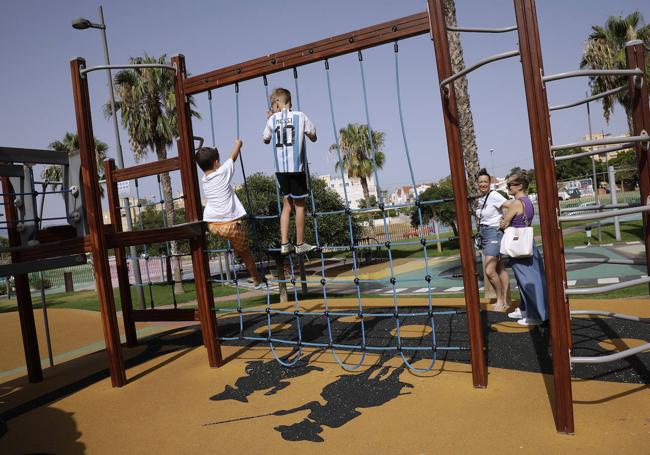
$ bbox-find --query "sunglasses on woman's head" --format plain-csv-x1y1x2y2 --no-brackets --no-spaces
506,182,521,188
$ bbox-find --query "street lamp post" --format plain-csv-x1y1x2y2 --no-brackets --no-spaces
72,5,146,308
489,148,495,179
586,95,602,242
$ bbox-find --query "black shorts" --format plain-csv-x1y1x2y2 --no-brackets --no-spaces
276,172,308,199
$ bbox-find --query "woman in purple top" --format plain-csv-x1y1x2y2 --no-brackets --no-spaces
499,171,548,326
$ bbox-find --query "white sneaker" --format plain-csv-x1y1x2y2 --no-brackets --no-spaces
280,243,295,255
508,308,525,319
517,318,543,326
253,280,266,290
295,242,317,255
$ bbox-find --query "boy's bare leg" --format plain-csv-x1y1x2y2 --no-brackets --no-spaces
281,197,293,244
294,198,306,245
235,246,261,283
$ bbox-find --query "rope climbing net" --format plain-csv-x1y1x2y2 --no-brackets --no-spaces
203,41,469,373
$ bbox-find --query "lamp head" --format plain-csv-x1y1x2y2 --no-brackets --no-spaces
72,17,93,30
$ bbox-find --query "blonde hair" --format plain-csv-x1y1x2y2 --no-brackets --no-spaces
270,88,292,107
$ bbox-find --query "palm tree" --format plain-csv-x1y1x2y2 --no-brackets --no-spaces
107,54,200,295
443,0,481,198
43,132,107,196
329,123,386,205
580,12,650,131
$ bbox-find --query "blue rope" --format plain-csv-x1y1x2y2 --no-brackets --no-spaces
208,90,216,147
206,59,463,373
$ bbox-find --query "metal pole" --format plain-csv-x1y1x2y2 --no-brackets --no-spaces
490,148,495,177
97,5,145,309
586,97,601,242
39,271,54,367
608,165,621,240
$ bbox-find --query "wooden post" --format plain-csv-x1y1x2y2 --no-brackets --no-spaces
427,0,487,388
625,41,650,290
105,159,137,347
172,54,222,367
513,0,574,433
1,176,42,383
64,272,74,293
70,58,126,387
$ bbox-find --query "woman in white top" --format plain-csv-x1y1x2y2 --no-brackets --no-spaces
475,169,510,311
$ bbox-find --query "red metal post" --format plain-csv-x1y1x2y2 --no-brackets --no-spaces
625,42,650,286
172,54,222,367
427,0,487,388
514,0,574,433
70,57,127,387
105,159,137,347
1,176,42,382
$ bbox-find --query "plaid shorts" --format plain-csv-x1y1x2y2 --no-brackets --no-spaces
207,219,249,252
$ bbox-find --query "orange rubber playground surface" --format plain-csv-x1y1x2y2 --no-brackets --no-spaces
1,297,649,454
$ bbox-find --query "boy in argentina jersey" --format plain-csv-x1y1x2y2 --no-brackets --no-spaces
263,88,317,255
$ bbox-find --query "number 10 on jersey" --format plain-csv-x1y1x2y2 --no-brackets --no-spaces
274,124,295,147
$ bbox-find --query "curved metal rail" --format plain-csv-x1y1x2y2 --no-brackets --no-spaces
554,143,634,161
543,68,643,83
549,85,627,112
558,204,650,223
551,134,650,153
565,276,650,295
560,203,638,213
570,310,649,323
571,343,650,364
439,50,520,89
447,25,517,33
565,257,645,266
80,63,176,76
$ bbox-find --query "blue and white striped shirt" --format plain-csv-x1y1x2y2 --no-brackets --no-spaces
263,109,316,173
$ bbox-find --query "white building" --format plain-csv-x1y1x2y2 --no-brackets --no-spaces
388,183,432,205
320,174,377,209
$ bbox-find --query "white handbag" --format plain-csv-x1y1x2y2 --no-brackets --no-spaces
500,206,534,257
500,226,534,257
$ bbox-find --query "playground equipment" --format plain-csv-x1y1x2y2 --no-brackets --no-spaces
4,0,647,434
0,146,89,383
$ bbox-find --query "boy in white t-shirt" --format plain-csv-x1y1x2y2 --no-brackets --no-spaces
196,140,262,288
262,88,318,255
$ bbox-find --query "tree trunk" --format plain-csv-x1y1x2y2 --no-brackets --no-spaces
443,0,480,203
275,256,288,303
156,144,184,295
360,176,370,205
450,222,458,237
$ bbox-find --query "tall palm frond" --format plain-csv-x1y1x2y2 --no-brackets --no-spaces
580,12,650,126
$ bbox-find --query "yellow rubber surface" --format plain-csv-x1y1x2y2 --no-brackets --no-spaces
1,298,649,454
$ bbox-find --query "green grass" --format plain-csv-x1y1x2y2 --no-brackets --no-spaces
0,282,238,314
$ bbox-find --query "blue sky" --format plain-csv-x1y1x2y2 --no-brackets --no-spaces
1,0,648,223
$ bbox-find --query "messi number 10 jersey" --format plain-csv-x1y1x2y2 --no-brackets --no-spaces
263,109,315,173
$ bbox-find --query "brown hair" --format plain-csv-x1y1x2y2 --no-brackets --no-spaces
509,170,530,190
195,147,220,172
270,88,292,107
